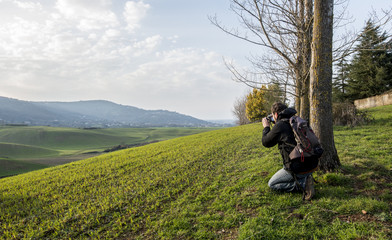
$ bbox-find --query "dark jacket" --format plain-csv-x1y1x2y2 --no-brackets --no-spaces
262,108,297,168
262,108,318,174
262,108,318,173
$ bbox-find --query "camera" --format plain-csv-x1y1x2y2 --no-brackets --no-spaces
266,114,275,124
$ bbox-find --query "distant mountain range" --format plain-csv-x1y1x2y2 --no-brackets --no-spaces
0,96,226,128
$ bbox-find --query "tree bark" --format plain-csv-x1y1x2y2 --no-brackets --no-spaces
299,0,312,121
295,68,302,114
296,0,304,117
310,0,340,171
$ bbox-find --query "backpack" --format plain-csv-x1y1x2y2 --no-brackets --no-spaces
286,116,324,172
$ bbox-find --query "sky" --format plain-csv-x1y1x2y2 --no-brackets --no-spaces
0,0,391,120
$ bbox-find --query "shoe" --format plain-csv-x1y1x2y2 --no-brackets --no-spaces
304,175,315,201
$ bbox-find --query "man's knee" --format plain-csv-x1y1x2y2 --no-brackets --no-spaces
268,179,279,191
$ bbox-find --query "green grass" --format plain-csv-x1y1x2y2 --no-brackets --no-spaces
0,142,59,158
0,126,217,151
0,107,391,239
0,158,46,177
0,127,217,177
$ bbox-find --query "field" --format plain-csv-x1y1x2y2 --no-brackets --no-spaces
0,126,217,177
0,106,391,239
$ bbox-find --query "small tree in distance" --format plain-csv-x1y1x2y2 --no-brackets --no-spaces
246,87,268,123
332,57,350,102
232,94,251,125
234,84,286,125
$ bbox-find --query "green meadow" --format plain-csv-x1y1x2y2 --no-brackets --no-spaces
0,126,217,177
0,106,391,239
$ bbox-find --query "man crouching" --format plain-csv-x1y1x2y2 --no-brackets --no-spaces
262,102,317,200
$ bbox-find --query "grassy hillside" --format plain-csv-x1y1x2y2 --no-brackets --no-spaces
0,126,217,151
0,142,58,158
0,158,46,177
0,106,391,239
0,126,217,177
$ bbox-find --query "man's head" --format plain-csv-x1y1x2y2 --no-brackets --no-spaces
271,102,287,115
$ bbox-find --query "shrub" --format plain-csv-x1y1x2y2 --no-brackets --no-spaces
245,88,267,122
332,102,373,126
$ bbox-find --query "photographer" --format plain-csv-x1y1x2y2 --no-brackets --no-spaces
262,102,315,200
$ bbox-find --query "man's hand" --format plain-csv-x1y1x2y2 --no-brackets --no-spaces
262,117,270,128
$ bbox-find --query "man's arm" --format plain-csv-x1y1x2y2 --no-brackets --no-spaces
262,118,280,148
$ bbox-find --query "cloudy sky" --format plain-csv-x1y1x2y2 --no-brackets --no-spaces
0,0,391,120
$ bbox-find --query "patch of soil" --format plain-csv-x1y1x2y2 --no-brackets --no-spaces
336,213,392,228
337,214,378,223
217,228,238,240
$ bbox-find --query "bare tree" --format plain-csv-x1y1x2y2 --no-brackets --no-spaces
210,0,315,119
299,0,313,121
211,0,392,119
310,0,340,171
232,94,250,125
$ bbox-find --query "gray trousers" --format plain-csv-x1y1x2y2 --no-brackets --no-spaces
268,168,312,192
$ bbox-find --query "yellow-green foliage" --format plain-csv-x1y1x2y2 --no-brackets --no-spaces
0,106,391,239
246,87,268,122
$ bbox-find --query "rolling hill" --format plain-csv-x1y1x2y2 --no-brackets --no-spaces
0,126,218,177
0,96,221,127
0,106,391,239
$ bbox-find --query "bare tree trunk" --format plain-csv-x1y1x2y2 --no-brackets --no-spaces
310,0,340,171
299,0,312,121
300,78,309,120
295,0,304,116
295,68,302,114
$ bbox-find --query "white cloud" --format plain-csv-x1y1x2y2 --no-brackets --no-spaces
132,35,162,56
0,0,157,60
13,1,42,10
123,0,150,32
91,47,223,94
0,0,249,119
55,0,118,31
117,48,242,118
